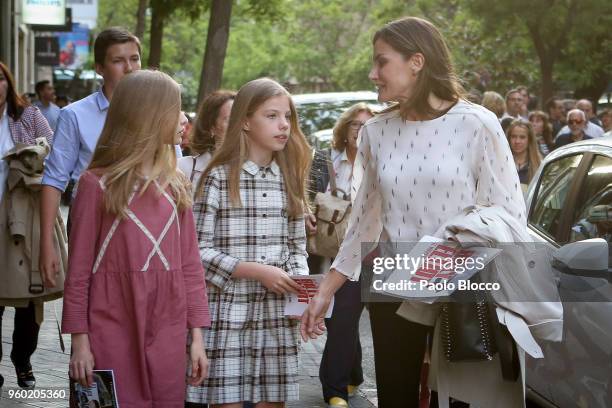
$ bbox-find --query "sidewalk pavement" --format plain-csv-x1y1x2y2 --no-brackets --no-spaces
1,300,377,407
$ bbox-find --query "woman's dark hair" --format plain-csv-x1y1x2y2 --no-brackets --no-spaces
190,90,236,155
528,110,554,151
373,17,465,119
0,61,28,121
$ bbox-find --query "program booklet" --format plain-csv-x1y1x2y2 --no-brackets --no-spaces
284,274,335,318
73,370,119,408
380,236,502,301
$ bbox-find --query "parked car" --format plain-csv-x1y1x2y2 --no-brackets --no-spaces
525,137,612,407
311,128,333,150
292,91,381,140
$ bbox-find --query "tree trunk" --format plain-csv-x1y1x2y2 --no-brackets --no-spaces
147,3,164,69
135,0,148,40
197,0,233,104
539,57,555,107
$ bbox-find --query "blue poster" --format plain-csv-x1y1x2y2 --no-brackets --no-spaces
55,22,89,69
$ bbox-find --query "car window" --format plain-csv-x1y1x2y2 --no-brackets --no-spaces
529,154,584,240
569,155,612,250
296,100,380,137
297,101,356,137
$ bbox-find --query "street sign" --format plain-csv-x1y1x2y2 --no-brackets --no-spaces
23,0,66,25
35,37,60,66
31,8,73,32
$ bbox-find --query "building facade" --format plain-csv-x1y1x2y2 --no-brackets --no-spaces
0,0,36,95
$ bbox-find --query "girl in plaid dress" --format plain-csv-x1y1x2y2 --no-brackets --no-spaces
187,78,312,407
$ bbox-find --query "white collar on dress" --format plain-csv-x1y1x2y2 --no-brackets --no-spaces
242,159,280,176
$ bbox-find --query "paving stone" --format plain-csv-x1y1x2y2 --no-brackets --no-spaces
2,301,377,407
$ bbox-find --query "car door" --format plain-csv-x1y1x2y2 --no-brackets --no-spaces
526,152,612,408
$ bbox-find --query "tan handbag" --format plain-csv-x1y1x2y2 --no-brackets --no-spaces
307,158,351,258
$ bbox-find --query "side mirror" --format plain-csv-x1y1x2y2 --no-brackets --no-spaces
553,238,610,281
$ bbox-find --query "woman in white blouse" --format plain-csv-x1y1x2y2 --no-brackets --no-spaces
301,17,525,407
178,90,235,193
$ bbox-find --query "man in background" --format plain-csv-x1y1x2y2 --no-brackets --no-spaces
33,80,60,132
556,98,604,139
40,27,142,288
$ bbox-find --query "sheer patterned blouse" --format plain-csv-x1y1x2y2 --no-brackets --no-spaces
331,100,526,280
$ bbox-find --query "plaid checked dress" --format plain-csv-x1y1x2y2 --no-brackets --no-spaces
186,160,309,404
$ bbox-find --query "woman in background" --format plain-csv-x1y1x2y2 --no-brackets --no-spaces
178,90,235,192
528,110,554,156
0,61,54,390
506,119,542,186
481,91,505,120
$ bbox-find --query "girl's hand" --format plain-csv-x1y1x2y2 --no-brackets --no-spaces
256,265,302,295
69,334,95,387
187,329,208,386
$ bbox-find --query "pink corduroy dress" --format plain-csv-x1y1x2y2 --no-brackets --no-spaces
62,170,211,408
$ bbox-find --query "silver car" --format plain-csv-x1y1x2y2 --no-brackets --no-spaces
525,137,612,407
292,91,380,138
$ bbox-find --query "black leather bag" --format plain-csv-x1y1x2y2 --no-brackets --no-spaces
439,276,520,381
440,289,497,362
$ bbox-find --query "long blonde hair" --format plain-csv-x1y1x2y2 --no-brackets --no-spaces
88,70,191,216
506,120,542,183
481,91,506,119
198,77,311,217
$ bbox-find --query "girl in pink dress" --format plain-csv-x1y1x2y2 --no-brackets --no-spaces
62,70,211,408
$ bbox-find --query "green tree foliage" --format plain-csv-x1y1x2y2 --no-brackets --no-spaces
462,0,611,104
97,0,610,111
98,0,208,108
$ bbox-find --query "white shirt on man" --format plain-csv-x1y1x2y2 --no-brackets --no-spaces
34,100,61,132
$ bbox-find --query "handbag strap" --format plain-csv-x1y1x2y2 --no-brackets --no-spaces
326,156,351,200
190,155,198,183
326,151,337,194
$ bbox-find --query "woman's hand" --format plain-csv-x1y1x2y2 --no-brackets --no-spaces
255,265,302,295
187,329,208,386
300,291,333,342
69,334,95,387
300,269,348,341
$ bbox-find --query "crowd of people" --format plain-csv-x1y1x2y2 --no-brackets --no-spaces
0,14,608,408
480,88,611,187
